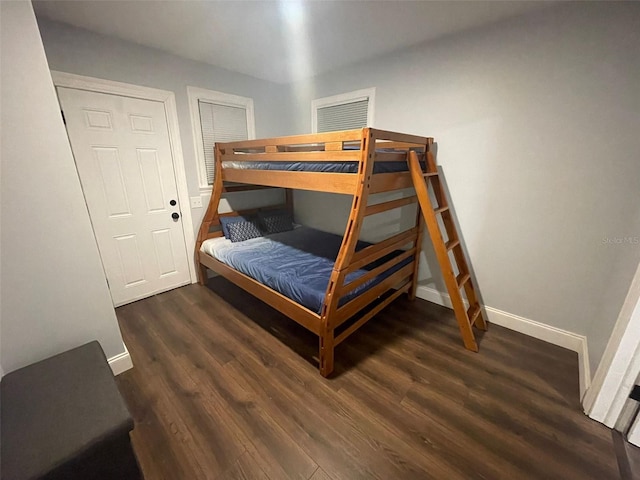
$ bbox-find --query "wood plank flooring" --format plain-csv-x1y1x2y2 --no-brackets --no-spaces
116,278,620,480
613,431,640,480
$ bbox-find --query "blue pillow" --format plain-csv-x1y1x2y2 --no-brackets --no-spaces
259,210,294,234
227,220,263,243
220,215,252,238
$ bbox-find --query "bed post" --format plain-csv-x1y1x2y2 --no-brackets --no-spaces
285,188,294,217
408,138,432,300
318,128,376,377
196,143,224,285
408,212,425,301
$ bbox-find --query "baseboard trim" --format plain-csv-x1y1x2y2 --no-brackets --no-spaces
416,285,591,398
107,342,133,376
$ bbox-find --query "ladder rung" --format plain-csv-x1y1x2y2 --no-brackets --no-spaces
423,172,438,177
456,273,470,288
467,304,482,326
445,239,460,251
434,205,449,215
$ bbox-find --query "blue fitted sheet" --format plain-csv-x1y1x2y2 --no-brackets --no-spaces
222,148,425,174
222,160,416,174
209,226,411,314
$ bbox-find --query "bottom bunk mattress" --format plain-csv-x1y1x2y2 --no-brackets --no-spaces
201,226,411,314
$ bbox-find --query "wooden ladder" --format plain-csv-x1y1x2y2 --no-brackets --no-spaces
408,149,487,351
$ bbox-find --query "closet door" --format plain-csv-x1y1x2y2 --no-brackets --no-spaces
58,87,191,306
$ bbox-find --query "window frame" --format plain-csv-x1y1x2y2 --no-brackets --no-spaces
311,87,376,133
187,86,255,192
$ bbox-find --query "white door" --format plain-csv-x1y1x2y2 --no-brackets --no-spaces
58,87,191,306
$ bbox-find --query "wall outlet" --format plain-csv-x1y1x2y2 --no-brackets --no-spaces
190,196,203,208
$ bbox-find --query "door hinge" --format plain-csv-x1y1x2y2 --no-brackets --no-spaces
61,110,66,125
105,277,110,288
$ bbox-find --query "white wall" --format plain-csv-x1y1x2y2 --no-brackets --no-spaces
35,18,295,236
290,2,640,375
0,2,126,373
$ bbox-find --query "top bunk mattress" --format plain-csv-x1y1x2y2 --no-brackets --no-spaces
201,226,410,314
222,148,425,174
222,160,416,174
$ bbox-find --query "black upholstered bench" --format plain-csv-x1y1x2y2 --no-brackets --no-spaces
1,341,142,480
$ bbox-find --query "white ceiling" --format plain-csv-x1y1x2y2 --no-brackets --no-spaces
33,1,554,84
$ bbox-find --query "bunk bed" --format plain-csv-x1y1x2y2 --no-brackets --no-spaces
196,128,487,377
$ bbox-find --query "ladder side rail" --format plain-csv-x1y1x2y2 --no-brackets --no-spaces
408,150,480,351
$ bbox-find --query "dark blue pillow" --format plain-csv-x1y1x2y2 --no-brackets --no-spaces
227,220,263,243
259,210,294,234
220,215,252,238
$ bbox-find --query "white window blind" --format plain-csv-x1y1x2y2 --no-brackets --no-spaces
316,99,369,133
198,101,248,185
312,88,375,134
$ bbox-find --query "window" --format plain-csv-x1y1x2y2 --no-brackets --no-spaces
311,88,375,133
188,87,255,189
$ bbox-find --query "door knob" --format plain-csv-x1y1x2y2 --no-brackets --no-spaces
172,212,180,220
169,199,177,206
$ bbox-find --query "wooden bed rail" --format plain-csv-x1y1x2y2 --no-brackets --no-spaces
221,150,362,162
233,141,427,153
220,129,364,151
336,265,414,324
334,284,411,346
373,129,433,146
222,147,423,160
340,249,416,297
219,128,432,157
348,227,419,273
364,196,418,216
222,184,275,193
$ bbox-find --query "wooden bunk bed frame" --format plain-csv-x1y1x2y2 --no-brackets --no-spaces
196,128,487,377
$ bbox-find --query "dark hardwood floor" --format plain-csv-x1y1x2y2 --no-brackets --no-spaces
116,278,620,480
613,430,640,480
